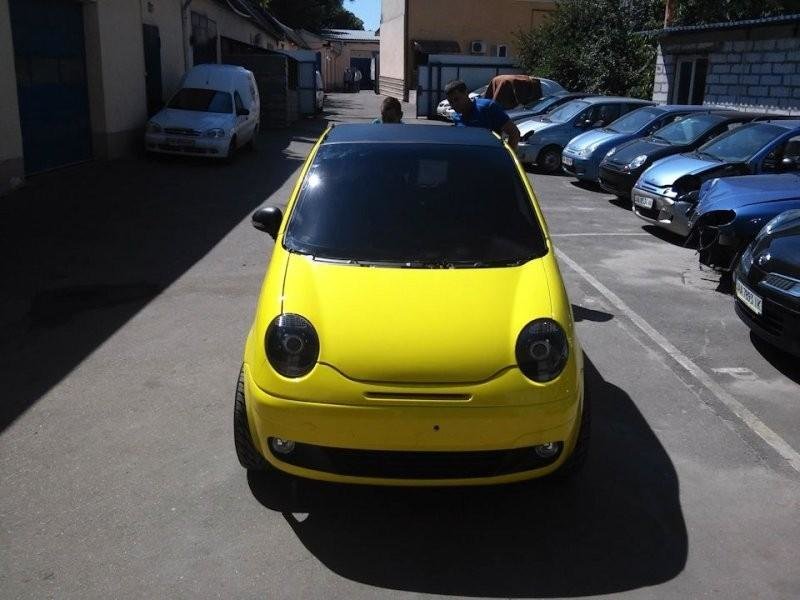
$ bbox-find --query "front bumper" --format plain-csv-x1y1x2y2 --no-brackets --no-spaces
516,141,543,165
598,164,636,197
561,153,598,181
734,268,800,356
242,364,582,486
144,132,229,157
631,185,692,237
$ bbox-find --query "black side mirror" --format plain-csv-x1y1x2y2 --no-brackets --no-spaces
679,190,700,204
237,107,250,117
252,206,283,239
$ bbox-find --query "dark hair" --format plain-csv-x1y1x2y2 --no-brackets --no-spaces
444,80,468,96
381,97,402,113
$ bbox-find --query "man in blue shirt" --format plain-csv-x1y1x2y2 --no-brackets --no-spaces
445,80,521,150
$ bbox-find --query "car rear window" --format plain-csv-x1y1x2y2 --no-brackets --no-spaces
283,143,547,267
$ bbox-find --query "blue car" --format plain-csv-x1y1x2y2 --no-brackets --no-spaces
516,97,654,173
632,119,800,237
686,172,800,271
562,105,711,182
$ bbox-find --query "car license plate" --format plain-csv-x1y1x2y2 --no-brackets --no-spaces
736,279,763,315
634,194,654,209
166,137,195,147
562,156,573,166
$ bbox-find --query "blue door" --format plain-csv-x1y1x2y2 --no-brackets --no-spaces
9,0,92,174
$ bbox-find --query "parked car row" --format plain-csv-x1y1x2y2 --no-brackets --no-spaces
515,96,800,357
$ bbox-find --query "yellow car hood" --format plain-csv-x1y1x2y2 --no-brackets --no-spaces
282,253,554,383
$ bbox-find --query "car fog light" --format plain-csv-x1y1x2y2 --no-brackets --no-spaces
270,438,295,455
534,442,559,458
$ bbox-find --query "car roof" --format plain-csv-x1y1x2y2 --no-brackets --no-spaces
651,104,719,113
581,96,652,104
323,123,502,147
761,119,800,129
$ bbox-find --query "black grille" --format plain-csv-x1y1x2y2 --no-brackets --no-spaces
763,273,797,292
271,439,562,479
164,127,199,136
598,167,633,195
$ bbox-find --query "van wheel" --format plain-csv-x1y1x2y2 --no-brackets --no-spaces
224,137,236,164
247,127,258,151
551,388,591,479
537,146,562,173
233,366,271,471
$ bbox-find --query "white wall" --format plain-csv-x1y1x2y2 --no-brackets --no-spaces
380,0,405,81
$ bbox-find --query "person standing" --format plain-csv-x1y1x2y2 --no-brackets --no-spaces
444,80,521,150
353,68,363,92
343,67,352,92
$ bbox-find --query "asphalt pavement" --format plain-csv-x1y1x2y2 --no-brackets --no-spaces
1,92,798,599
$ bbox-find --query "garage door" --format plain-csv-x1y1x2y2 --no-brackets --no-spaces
10,0,92,174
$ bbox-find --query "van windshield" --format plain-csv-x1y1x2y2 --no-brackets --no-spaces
168,88,233,113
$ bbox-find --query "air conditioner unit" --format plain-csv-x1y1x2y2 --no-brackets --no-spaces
470,40,486,55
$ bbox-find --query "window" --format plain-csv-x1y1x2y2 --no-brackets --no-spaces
697,123,784,163
168,88,232,113
587,104,621,127
763,135,800,173
651,114,727,145
673,57,708,105
284,144,547,265
496,44,508,58
234,91,244,114
606,107,662,134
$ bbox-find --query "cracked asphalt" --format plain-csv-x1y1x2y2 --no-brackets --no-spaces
1,92,798,599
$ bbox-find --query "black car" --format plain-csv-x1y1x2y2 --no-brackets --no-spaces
598,111,767,198
507,92,595,123
734,209,800,356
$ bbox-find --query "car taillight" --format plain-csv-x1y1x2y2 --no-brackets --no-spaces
265,314,320,378
515,318,569,382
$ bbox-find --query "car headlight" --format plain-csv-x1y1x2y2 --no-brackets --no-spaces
626,155,648,171
265,314,320,378
146,122,162,133
739,242,755,271
763,209,800,237
515,318,569,382
204,128,227,139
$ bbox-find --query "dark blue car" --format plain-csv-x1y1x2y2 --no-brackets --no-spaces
686,172,800,271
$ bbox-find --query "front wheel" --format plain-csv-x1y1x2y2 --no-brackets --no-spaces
233,367,271,471
537,146,563,173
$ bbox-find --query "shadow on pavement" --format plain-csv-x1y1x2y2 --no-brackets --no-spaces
248,356,687,597
572,304,614,322
750,333,800,385
641,224,689,247
0,119,328,431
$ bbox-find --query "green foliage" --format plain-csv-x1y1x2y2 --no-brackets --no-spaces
671,0,798,26
515,0,663,99
264,0,364,32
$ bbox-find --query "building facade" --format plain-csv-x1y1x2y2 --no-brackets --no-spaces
290,29,380,92
379,0,555,100
1,0,284,196
652,14,800,115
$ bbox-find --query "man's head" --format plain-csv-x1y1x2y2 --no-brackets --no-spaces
381,97,403,123
445,80,471,114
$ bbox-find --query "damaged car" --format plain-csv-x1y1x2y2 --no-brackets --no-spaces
734,209,800,356
632,119,800,236
686,172,800,271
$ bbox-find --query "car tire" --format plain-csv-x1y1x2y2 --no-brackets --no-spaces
550,388,591,479
233,366,271,471
247,127,258,152
537,145,562,173
224,137,236,164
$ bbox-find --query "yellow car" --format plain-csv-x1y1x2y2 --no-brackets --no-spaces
235,124,588,486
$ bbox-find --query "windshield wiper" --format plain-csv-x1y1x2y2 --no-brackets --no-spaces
651,135,669,143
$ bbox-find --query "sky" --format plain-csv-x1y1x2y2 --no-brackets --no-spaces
346,0,381,31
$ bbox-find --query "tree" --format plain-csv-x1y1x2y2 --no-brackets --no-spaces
515,0,663,99
264,0,364,32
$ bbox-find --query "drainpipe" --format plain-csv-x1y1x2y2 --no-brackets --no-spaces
664,0,675,27
181,0,193,70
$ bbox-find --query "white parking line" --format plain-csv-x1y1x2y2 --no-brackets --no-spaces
556,248,800,474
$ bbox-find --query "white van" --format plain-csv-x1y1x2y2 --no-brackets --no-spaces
145,64,260,161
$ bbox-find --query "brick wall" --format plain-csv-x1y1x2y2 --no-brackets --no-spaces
654,35,800,115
